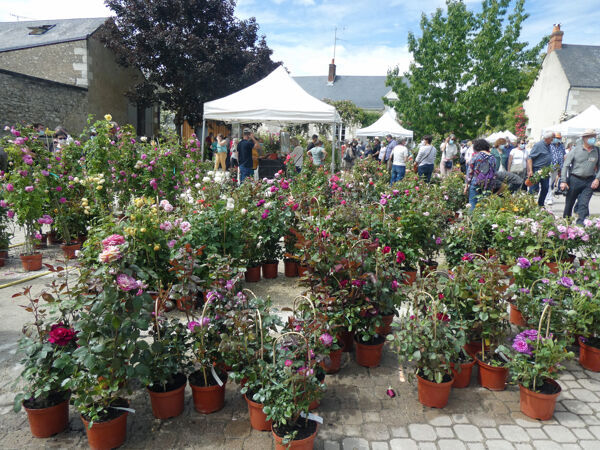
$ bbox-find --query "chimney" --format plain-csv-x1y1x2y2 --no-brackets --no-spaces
328,59,336,84
547,24,564,54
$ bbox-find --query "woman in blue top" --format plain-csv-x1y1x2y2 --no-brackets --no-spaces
214,134,228,171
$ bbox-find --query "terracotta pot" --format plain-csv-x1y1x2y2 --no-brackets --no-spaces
476,355,508,391
190,373,227,414
579,337,600,372
284,260,299,277
374,314,394,336
417,373,454,408
463,341,482,358
298,265,311,276
20,253,43,271
0,250,7,267
308,399,319,411
24,397,69,438
176,296,193,312
546,262,559,274
509,303,527,327
525,178,534,187
262,261,278,279
61,242,81,260
147,379,186,419
355,338,385,368
272,423,319,450
81,410,128,450
402,270,418,286
338,329,354,353
245,395,272,431
519,379,562,420
245,265,261,283
320,348,342,374
451,358,476,388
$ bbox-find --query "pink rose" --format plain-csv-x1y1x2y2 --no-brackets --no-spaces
25,186,34,192
179,221,191,233
99,246,122,263
116,273,138,291
102,234,125,247
5,183,14,192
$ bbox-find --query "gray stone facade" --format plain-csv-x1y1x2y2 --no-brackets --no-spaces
0,69,88,132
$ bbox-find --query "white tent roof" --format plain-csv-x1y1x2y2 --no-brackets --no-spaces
203,65,340,124
355,110,413,138
486,130,518,143
543,105,600,137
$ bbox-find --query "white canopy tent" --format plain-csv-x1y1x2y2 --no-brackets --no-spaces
486,130,518,144
355,110,414,139
201,65,341,171
543,105,600,137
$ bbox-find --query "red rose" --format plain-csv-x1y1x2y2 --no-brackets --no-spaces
396,251,406,264
48,325,76,346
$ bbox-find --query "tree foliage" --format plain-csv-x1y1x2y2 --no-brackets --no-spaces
323,99,382,128
100,0,279,126
386,0,548,139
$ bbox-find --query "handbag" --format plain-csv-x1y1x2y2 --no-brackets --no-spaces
444,160,453,169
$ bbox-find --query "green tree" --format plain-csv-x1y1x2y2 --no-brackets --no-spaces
100,0,279,127
386,0,547,139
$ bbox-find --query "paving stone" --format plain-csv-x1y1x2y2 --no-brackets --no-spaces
525,428,547,440
435,427,455,438
427,414,452,426
583,414,600,425
451,414,470,424
466,444,485,450
389,438,417,450
571,389,599,402
408,424,436,441
390,427,408,438
514,445,533,450
438,440,467,450
223,420,251,438
486,441,515,450
559,372,576,381
416,443,436,450
587,402,600,412
370,443,389,450
341,437,369,450
363,412,381,423
581,441,600,450
482,427,501,439
561,445,583,450
542,425,577,443
498,425,529,443
360,423,389,441
562,380,582,389
554,411,587,427
467,414,497,427
531,442,562,450
573,428,595,440
324,441,340,450
452,424,483,442
562,399,594,415
510,412,542,428
579,378,600,391
589,425,600,439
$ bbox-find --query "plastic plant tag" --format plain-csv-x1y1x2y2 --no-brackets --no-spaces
211,365,224,387
300,411,324,424
110,406,136,414
386,386,396,398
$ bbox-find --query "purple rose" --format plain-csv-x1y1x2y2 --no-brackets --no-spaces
516,257,531,269
512,338,531,355
319,333,333,347
558,277,574,288
116,273,138,292
5,183,14,192
24,186,34,192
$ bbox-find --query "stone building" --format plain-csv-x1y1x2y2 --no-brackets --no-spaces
524,25,600,139
0,17,158,136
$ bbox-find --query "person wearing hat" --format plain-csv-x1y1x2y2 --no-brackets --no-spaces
547,132,566,205
559,129,600,224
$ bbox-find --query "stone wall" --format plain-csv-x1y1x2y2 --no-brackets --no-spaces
567,88,600,116
0,40,88,87
0,69,88,132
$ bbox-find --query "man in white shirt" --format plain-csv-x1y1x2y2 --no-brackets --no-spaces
289,138,304,173
388,138,411,185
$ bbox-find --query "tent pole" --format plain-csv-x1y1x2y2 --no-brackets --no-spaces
330,123,336,173
200,119,206,162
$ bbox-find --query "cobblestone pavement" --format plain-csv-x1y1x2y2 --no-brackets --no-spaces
2,195,600,449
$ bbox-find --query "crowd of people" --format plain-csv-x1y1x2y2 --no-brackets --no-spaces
201,126,600,225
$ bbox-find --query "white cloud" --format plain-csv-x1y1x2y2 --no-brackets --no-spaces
1,0,111,21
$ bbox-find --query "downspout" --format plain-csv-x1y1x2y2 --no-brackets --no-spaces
563,86,572,117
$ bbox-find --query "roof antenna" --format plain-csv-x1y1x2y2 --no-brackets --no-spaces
9,13,37,21
333,26,346,63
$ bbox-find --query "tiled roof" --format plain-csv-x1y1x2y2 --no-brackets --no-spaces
293,75,392,110
0,17,107,53
555,44,600,89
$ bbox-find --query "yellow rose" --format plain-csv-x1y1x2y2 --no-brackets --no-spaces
153,244,160,251
140,228,146,233
104,114,112,121
96,185,103,190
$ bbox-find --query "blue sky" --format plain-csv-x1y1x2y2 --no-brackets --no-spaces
2,0,599,76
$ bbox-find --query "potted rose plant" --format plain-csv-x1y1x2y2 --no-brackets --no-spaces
388,291,466,408
12,276,77,438
502,305,573,419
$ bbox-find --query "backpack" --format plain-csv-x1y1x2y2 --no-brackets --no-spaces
343,147,355,163
472,152,496,188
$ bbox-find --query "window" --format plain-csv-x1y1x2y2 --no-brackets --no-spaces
28,24,56,35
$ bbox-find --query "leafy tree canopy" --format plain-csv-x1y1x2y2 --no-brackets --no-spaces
386,0,548,139
101,0,279,126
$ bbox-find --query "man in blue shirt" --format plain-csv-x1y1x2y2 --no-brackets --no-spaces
383,134,397,164
527,131,554,206
237,129,257,184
